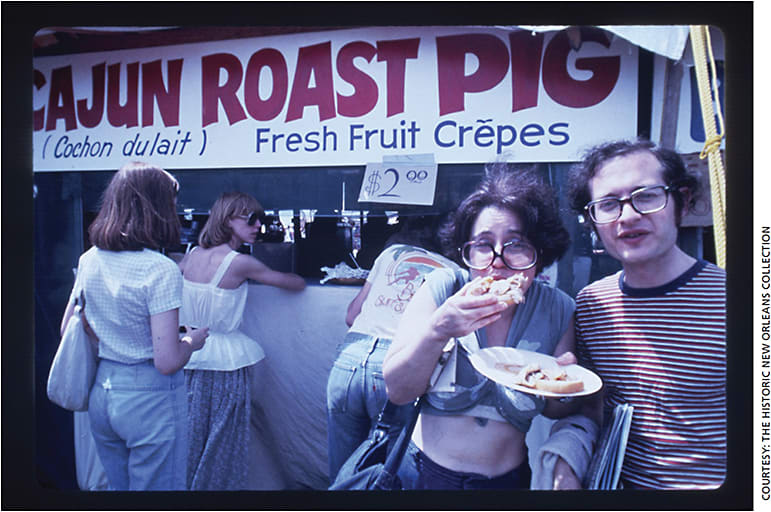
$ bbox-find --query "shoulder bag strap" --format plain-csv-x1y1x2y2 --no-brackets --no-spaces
381,396,422,474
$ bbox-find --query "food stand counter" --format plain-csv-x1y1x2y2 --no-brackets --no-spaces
241,281,358,490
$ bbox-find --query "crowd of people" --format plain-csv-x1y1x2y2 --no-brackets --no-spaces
59,137,726,491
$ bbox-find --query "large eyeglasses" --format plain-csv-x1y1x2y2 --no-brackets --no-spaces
235,212,260,226
584,185,672,224
460,239,538,271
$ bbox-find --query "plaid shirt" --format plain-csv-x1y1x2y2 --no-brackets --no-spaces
70,246,182,364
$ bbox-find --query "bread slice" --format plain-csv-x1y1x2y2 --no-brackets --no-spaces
468,274,528,305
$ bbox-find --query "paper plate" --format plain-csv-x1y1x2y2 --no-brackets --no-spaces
467,346,603,398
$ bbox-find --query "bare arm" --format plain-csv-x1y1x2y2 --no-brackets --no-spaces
346,281,371,327
236,254,306,291
151,309,208,375
383,277,507,405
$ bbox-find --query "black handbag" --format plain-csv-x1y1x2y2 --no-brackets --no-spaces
329,397,422,490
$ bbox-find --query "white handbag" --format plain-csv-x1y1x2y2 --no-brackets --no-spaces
47,297,98,411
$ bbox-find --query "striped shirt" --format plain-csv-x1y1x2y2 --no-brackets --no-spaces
575,260,726,489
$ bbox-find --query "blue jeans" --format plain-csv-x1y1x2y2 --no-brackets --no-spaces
88,359,187,490
397,440,531,490
326,333,412,482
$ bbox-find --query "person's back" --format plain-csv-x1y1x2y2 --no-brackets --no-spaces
181,245,262,371
61,162,208,491
180,191,305,490
327,215,464,483
348,244,460,338
77,247,182,364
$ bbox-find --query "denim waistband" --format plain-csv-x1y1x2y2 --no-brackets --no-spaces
339,332,392,351
344,331,392,345
95,358,184,390
408,440,531,489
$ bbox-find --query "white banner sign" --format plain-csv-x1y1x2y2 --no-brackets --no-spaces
33,26,639,171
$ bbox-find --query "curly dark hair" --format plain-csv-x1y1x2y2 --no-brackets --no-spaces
567,138,700,226
438,164,570,273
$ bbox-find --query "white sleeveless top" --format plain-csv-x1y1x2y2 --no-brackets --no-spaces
181,249,265,371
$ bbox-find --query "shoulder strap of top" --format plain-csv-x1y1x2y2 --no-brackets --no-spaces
210,250,240,286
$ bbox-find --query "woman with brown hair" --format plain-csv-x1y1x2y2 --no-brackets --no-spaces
179,191,305,490
61,161,209,490
383,166,584,489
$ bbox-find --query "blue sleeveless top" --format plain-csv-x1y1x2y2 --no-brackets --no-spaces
422,268,575,433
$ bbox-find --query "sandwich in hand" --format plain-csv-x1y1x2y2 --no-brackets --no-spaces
467,274,528,306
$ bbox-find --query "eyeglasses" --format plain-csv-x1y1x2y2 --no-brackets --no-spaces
235,212,260,226
584,185,672,224
460,239,537,271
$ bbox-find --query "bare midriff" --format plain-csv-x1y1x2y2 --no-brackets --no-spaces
412,412,526,477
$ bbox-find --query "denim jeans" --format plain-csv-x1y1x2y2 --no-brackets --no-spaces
88,359,187,490
326,333,412,482
397,440,531,490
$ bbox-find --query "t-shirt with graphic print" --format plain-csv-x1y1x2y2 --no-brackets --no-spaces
348,244,460,340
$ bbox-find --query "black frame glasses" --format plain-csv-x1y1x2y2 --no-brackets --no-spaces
460,239,538,271
235,212,260,226
584,184,672,224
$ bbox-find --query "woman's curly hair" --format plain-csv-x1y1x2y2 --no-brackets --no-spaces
438,164,570,273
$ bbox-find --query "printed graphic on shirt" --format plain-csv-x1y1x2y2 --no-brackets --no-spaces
374,250,450,314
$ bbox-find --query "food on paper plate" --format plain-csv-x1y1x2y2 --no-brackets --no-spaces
468,274,528,306
320,262,369,285
494,361,585,394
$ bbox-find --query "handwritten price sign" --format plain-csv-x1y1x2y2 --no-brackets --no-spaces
358,162,438,206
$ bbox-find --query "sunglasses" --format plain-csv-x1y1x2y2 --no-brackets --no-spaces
235,212,260,226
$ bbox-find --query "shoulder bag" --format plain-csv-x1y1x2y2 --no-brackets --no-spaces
47,292,99,411
329,397,422,490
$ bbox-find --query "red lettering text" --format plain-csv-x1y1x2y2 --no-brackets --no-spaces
376,38,420,117
542,27,620,108
286,42,336,122
437,33,509,115
141,59,183,127
45,66,77,131
336,41,378,118
244,49,288,121
201,53,247,127
107,62,139,128
509,31,544,113
76,63,106,128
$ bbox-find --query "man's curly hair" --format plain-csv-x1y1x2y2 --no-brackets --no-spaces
567,138,700,226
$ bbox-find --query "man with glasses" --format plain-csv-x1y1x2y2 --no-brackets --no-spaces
566,139,726,489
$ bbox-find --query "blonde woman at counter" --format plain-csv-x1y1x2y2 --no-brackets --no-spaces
178,191,305,490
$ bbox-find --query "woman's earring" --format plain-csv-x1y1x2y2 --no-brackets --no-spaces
590,231,606,255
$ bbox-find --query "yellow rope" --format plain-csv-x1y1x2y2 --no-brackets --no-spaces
689,25,726,269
